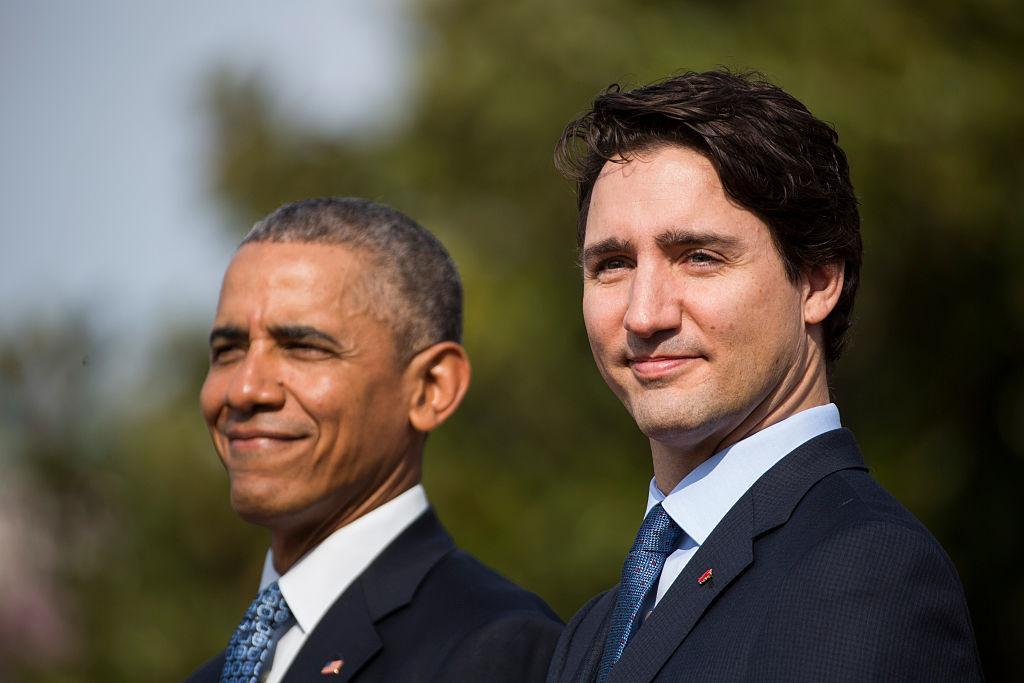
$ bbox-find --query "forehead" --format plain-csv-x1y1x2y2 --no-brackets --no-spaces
215,242,370,325
584,146,754,246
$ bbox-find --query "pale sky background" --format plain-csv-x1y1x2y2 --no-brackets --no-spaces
1,1,411,355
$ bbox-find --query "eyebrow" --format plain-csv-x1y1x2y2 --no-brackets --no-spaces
207,324,341,347
209,325,247,346
581,237,634,265
268,325,341,347
654,228,741,251
580,228,742,266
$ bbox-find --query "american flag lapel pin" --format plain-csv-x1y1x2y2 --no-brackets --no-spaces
320,658,344,675
697,568,713,586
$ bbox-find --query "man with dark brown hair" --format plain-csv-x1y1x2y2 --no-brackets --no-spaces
546,70,982,681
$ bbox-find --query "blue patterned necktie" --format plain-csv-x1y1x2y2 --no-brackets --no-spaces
219,581,292,683
597,503,683,682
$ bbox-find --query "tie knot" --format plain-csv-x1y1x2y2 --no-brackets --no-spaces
633,503,682,554
220,582,293,683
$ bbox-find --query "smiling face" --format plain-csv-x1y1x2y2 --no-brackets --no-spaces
199,242,419,532
581,145,822,461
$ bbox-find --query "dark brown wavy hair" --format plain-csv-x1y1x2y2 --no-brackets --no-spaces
555,69,862,366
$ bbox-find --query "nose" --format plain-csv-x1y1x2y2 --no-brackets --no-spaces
623,263,679,339
224,345,286,415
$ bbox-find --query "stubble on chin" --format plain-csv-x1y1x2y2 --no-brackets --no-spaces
627,387,720,444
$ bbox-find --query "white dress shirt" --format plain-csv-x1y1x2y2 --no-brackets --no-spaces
646,404,842,606
257,484,430,683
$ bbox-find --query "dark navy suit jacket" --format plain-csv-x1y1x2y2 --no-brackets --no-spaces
188,508,562,682
547,429,983,681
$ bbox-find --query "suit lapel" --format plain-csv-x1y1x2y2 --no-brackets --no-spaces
746,429,866,538
607,429,866,682
281,508,455,682
607,495,755,683
282,581,382,682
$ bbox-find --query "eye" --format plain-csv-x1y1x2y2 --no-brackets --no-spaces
283,343,333,359
587,255,633,278
683,250,722,267
598,257,630,271
210,344,244,364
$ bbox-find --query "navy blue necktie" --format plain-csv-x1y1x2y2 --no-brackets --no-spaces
219,581,292,683
597,503,683,682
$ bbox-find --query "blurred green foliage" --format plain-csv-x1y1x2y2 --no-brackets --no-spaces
5,0,1022,679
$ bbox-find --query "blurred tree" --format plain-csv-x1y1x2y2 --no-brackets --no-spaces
0,320,98,682
9,0,1021,679
1,324,262,681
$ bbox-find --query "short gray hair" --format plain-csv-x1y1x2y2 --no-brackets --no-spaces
241,197,462,358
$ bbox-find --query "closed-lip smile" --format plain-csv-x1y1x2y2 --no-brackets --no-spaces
225,429,302,441
627,354,701,378
222,428,308,451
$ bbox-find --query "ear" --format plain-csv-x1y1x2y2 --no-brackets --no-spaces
406,341,471,433
802,260,844,325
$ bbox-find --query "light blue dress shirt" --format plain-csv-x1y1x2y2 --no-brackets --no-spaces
645,403,842,606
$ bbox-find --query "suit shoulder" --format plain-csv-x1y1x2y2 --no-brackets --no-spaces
786,514,966,600
789,468,971,607
421,547,561,621
832,467,929,520
799,467,948,550
755,483,983,679
412,549,562,681
433,607,564,682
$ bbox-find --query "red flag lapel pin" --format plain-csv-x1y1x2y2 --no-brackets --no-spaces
320,658,344,675
697,568,713,586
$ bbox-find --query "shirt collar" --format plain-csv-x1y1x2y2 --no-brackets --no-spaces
646,404,841,545
259,484,430,634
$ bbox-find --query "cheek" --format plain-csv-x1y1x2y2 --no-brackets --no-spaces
198,372,225,425
684,281,745,335
709,279,802,356
293,367,400,436
295,373,350,424
755,280,805,339
582,289,625,352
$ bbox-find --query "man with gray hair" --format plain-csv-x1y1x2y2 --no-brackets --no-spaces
188,198,561,682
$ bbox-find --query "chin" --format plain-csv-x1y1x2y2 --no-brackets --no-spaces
628,394,726,443
228,477,293,527
230,495,279,527
638,418,711,446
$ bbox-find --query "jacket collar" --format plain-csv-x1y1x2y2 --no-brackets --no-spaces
594,428,865,683
281,507,455,682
